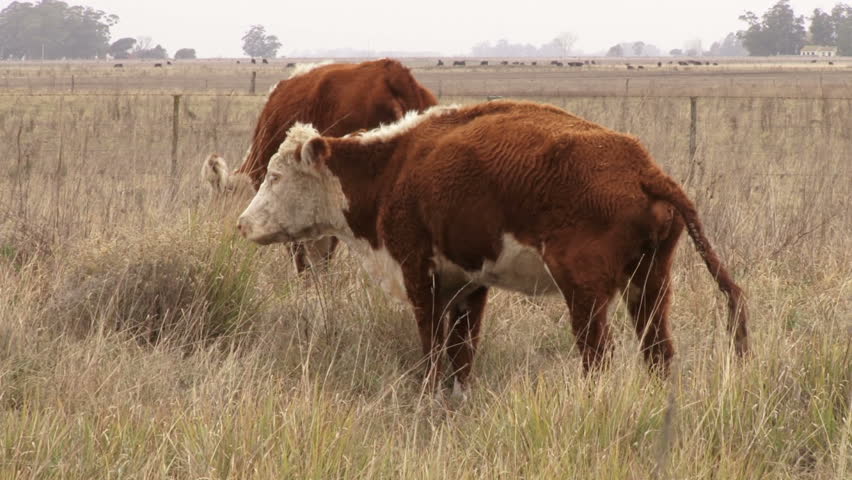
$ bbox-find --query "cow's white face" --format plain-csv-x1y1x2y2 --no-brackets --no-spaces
237,123,348,245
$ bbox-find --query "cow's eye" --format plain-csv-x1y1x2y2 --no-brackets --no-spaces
267,173,280,184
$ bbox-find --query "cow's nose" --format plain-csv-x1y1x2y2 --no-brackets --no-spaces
236,217,251,237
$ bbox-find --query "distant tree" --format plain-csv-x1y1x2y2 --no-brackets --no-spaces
135,44,168,59
471,37,545,57
553,32,578,58
669,48,683,56
721,32,748,56
708,33,748,56
174,48,196,59
738,0,806,55
632,41,645,56
242,25,282,58
684,38,703,56
0,0,119,59
810,8,835,45
606,44,624,56
109,37,136,59
134,36,153,53
832,3,852,55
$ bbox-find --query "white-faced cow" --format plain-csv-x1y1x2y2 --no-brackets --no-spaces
203,58,437,272
237,100,749,396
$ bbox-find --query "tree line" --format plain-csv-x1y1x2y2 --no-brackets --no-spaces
0,1,282,60
739,1,851,55
2,0,850,60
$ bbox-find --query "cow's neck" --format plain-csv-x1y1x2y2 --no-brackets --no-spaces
325,138,401,248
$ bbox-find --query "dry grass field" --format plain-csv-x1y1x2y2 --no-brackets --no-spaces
0,61,850,478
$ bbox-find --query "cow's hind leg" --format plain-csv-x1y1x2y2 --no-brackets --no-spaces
543,244,618,373
626,215,684,376
446,286,488,397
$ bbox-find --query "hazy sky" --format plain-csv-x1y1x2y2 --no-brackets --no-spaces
71,1,840,57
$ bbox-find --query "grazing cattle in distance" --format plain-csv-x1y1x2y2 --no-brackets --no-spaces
500,60,509,65
436,59,444,66
286,62,295,67
531,61,537,65
113,63,123,68
251,58,257,64
658,61,662,67
154,63,163,67
237,60,241,64
480,60,489,65
262,58,269,64
204,58,437,272
453,60,466,66
167,61,172,65
567,61,583,67
638,65,644,69
237,100,749,396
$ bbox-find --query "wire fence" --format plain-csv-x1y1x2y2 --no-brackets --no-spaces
2,91,850,186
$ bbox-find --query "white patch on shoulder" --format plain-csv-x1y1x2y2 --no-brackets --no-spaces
344,239,408,303
432,234,560,296
289,60,333,79
356,104,459,144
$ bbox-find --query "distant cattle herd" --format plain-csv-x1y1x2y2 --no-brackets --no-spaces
109,57,835,71
433,58,738,69
201,58,750,396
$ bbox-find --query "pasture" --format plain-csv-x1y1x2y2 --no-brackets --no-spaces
0,61,850,478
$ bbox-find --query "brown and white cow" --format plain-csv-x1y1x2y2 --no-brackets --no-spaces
203,58,437,272
237,100,748,395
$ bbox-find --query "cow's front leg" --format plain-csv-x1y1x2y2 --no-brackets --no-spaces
404,267,450,393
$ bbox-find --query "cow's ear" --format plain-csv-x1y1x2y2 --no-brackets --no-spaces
301,137,330,167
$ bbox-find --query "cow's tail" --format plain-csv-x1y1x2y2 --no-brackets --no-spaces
641,172,749,356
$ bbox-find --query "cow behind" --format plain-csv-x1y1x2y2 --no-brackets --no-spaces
203,58,437,272
237,101,749,396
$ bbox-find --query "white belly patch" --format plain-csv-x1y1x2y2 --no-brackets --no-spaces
343,234,559,304
433,234,560,296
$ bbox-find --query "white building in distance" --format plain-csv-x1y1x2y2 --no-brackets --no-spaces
800,46,838,57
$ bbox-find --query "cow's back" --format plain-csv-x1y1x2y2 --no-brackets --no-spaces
389,101,657,251
240,59,437,188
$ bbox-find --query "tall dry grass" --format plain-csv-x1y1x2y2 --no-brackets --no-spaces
0,88,850,478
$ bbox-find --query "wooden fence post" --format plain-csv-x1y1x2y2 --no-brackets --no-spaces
688,96,697,162
682,96,701,186
250,71,257,94
171,95,181,178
